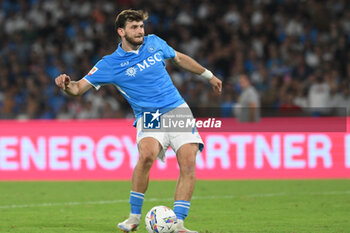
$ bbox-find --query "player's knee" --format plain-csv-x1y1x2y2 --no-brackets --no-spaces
139,153,156,166
138,146,157,168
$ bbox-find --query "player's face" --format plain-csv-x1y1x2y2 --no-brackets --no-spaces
239,76,249,89
124,20,145,46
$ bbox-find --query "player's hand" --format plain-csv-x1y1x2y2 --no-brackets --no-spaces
55,74,71,90
209,76,222,95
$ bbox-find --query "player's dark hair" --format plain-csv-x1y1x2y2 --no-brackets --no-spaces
115,9,148,30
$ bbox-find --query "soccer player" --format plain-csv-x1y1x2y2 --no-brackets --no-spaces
55,9,222,233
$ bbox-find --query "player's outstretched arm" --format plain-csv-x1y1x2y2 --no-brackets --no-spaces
55,74,92,96
171,51,222,95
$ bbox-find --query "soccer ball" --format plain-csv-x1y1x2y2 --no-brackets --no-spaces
145,205,178,233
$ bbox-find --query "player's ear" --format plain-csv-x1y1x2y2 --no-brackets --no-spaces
117,27,125,37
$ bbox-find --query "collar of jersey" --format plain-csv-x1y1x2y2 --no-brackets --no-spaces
116,40,146,57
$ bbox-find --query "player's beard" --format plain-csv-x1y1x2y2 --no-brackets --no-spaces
125,33,144,47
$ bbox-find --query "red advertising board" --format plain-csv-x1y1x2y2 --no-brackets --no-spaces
0,118,349,180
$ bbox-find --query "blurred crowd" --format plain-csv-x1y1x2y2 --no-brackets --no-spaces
0,0,350,120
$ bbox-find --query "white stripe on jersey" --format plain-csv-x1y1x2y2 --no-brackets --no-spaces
114,84,130,98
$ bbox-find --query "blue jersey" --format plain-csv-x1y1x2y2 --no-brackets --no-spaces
83,34,185,125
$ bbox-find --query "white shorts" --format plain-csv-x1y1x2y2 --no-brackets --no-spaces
136,103,204,161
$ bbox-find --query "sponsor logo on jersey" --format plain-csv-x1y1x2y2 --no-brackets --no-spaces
126,66,137,77
136,52,162,72
125,52,162,78
120,61,129,67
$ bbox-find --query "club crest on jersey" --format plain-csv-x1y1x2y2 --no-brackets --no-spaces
148,45,155,53
126,66,137,77
88,67,98,75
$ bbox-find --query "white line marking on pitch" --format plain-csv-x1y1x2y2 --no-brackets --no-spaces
0,190,349,209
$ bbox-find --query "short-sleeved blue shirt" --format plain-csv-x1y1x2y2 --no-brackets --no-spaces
83,34,185,125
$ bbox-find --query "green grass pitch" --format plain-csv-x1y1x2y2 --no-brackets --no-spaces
0,180,349,233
